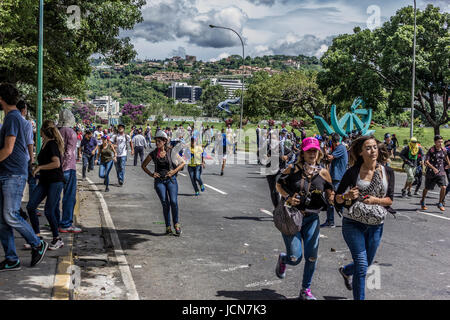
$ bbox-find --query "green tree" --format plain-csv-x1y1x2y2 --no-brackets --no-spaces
200,84,227,117
319,4,449,135
0,0,145,119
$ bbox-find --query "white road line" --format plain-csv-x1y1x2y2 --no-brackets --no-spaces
221,265,251,272
260,208,273,216
245,280,282,288
179,172,187,177
203,184,228,195
416,211,450,221
86,177,140,300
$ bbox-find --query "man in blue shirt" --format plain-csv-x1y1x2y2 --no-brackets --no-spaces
322,133,348,227
0,83,48,271
79,130,98,180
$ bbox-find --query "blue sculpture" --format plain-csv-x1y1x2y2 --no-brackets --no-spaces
314,97,375,138
216,97,241,115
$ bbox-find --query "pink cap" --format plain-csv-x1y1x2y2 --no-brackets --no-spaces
302,137,320,151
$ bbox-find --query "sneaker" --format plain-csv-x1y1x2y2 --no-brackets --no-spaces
195,191,200,196
30,240,48,267
320,221,335,228
407,190,412,197
220,171,224,176
59,225,82,233
338,267,353,291
174,223,182,236
401,189,406,198
119,181,124,186
165,226,173,235
49,238,64,250
24,236,43,250
438,203,445,212
299,288,317,300
0,259,21,272
105,187,110,192
420,200,428,210
200,185,205,192
275,253,286,279
414,191,419,196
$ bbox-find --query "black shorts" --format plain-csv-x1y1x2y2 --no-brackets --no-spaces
425,175,447,190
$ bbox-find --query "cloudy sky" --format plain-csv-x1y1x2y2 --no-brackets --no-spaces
123,0,449,62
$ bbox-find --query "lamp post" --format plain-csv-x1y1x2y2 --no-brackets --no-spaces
37,0,44,153
209,24,245,149
410,0,417,138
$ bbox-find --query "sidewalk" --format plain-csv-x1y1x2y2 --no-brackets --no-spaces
0,187,78,300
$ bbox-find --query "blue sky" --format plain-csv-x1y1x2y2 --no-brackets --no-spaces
124,0,449,61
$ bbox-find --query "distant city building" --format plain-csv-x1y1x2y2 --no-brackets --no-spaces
210,78,247,99
167,82,202,103
144,71,191,83
90,96,120,119
185,55,197,63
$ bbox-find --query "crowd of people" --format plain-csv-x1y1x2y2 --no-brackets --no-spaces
1,82,449,301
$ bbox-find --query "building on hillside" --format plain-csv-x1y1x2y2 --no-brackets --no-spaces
185,55,197,63
167,82,202,103
210,78,247,99
62,97,76,105
144,71,191,83
90,96,121,120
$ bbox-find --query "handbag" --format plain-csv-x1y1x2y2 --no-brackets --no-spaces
345,165,388,225
273,172,311,235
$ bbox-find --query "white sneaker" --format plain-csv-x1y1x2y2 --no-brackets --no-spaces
48,238,64,250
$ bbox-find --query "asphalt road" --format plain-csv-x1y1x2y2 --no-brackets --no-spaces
84,150,450,300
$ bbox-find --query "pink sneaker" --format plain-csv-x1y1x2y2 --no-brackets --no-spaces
299,288,317,300
59,225,82,233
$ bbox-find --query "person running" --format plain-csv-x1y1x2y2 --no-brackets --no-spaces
57,109,82,233
322,133,348,228
27,120,66,250
383,133,394,161
412,146,424,195
445,140,450,198
420,135,449,212
219,128,229,176
111,124,133,186
335,136,395,300
141,131,185,236
76,128,83,161
132,128,147,166
399,137,424,198
0,83,48,270
97,135,117,192
275,137,334,300
79,130,97,180
187,137,206,196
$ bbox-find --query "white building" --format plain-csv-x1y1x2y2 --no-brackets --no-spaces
210,78,246,99
90,96,120,119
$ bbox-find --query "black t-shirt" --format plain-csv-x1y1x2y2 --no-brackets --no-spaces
278,167,333,214
150,148,174,179
38,140,65,185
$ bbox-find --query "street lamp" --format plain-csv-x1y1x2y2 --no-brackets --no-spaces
209,24,245,150
37,0,44,153
410,0,417,138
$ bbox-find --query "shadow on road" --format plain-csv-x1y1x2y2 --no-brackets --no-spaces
323,296,348,300
216,288,286,300
224,216,273,222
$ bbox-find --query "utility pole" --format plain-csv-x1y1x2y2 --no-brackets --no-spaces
410,0,417,138
37,0,44,153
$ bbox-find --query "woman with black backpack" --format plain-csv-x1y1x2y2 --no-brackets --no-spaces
335,136,395,300
141,131,185,236
275,137,334,300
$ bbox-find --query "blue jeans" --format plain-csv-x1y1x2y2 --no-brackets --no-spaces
27,182,64,238
341,217,384,300
115,156,127,183
0,175,40,261
55,170,77,229
154,177,179,227
326,180,341,224
82,153,95,178
188,165,204,193
99,160,114,188
281,213,320,289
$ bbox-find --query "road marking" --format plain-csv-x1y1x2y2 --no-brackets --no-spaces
260,208,273,216
179,172,187,177
221,265,251,272
86,177,140,300
203,184,228,195
245,280,282,288
417,211,450,221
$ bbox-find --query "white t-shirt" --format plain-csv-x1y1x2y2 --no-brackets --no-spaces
111,133,131,157
94,130,103,145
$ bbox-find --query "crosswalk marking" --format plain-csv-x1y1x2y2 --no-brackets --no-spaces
416,211,450,221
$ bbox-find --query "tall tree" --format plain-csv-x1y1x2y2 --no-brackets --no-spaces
0,0,145,118
319,4,449,135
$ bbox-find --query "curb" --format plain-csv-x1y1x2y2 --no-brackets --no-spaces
51,192,80,300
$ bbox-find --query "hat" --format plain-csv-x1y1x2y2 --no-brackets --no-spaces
302,137,321,152
410,137,418,143
155,130,168,140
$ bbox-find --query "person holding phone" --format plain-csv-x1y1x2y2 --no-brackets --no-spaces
335,136,395,300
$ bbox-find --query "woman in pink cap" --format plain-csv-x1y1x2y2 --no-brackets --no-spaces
275,137,334,300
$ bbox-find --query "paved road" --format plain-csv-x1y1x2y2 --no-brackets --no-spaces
84,150,450,300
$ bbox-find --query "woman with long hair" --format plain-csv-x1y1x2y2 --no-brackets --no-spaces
275,137,334,300
26,120,66,250
141,131,185,236
97,135,117,192
335,135,395,300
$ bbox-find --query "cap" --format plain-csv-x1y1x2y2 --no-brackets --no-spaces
410,137,418,143
302,137,321,152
